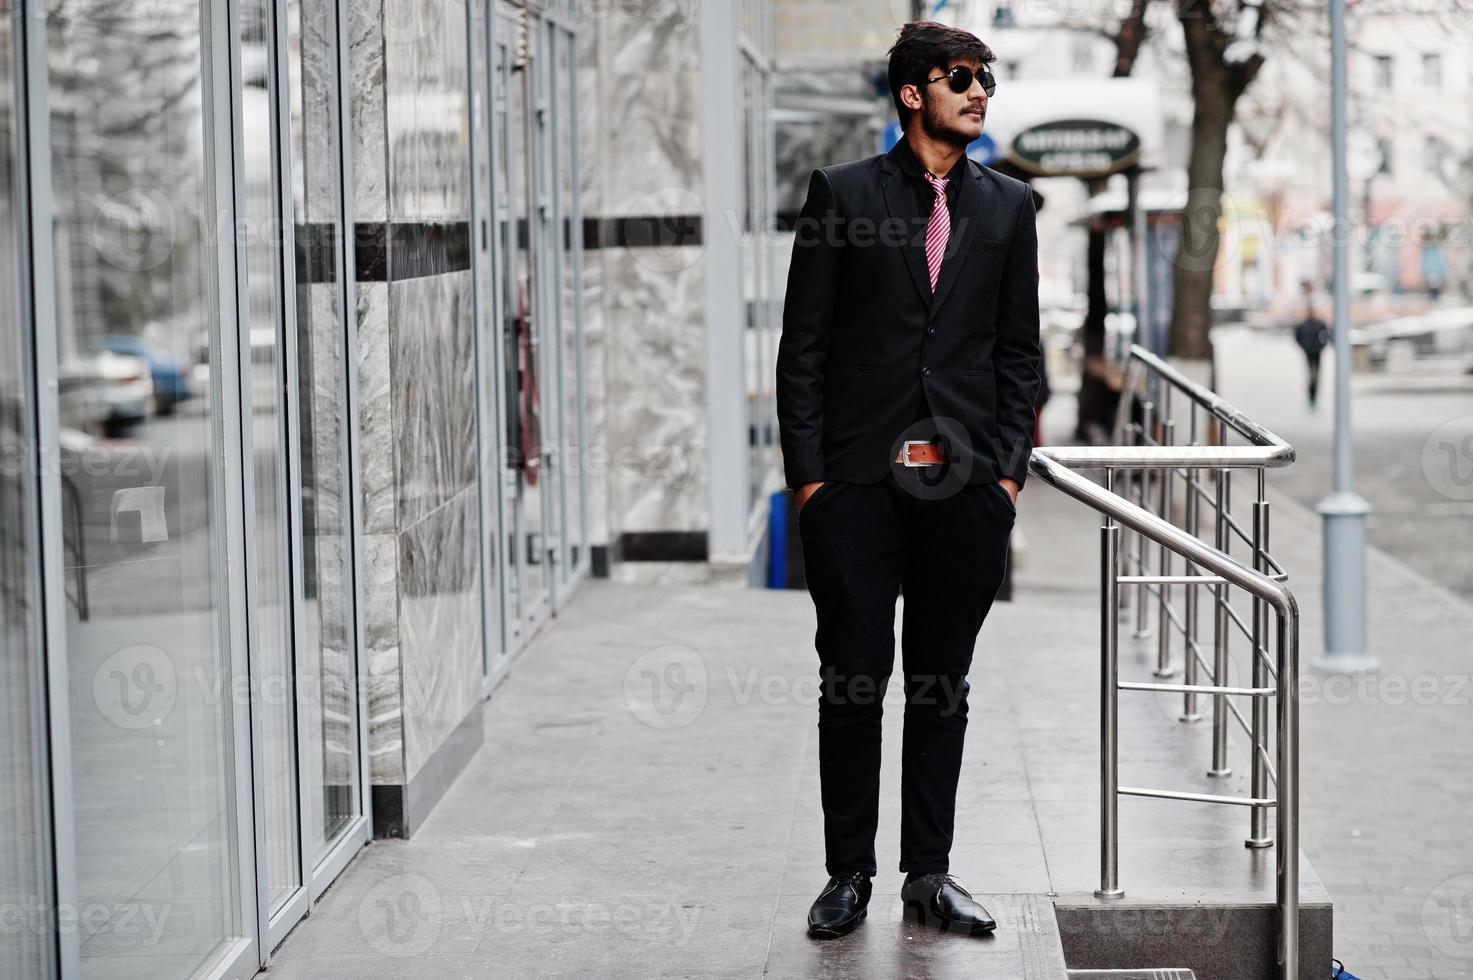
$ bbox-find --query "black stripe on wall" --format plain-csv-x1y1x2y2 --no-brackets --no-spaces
357,220,472,282
581,214,703,250
293,213,706,286
293,221,473,285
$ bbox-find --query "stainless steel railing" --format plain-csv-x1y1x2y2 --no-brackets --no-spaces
1028,345,1302,980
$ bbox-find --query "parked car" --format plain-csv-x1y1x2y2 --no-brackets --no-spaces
99,333,193,415
57,348,153,437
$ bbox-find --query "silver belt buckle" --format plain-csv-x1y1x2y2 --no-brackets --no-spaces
900,439,931,467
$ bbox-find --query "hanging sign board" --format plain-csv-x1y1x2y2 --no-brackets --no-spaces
1008,119,1142,178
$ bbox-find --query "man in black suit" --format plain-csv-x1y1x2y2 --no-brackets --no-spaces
776,21,1042,939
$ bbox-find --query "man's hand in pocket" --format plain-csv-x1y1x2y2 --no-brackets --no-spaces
796,481,825,512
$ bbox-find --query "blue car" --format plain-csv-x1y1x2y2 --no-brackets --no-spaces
100,334,192,415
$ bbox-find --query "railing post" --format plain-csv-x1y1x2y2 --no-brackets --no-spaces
1276,605,1301,980
1133,401,1154,639
1182,407,1201,721
1155,418,1177,678
1181,471,1201,722
1248,468,1273,848
1115,364,1136,620
1210,419,1232,778
1097,468,1124,899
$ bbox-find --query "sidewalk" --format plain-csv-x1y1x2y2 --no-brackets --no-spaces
260,553,1084,978
258,483,1314,980
258,425,1473,979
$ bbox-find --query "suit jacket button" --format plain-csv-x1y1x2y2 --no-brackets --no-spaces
922,366,932,377
927,325,937,336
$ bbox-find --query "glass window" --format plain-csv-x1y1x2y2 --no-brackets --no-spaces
240,0,300,913
555,27,585,576
47,1,244,975
1,1,54,976
496,0,545,627
469,0,504,663
1373,54,1393,90
285,0,361,859
1421,52,1441,89
1424,134,1445,176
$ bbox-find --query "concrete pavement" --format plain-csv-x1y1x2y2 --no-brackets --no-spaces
261,476,1337,979
256,361,1473,979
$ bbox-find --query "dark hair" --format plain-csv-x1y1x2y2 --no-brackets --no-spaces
887,21,995,128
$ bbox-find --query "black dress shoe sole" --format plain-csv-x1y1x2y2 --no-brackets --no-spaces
807,906,867,939
903,898,997,935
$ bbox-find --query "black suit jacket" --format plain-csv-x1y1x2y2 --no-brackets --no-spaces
776,140,1043,492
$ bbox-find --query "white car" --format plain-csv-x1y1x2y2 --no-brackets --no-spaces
58,348,154,437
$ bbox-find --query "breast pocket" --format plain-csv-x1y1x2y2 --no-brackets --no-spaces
970,237,1010,254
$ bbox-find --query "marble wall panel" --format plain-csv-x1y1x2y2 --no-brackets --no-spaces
601,245,708,535
298,0,339,223
389,271,478,530
576,26,603,216
312,530,355,785
384,0,472,222
578,8,710,546
398,486,484,781
356,281,396,534
363,530,404,784
348,0,389,222
304,283,347,535
589,3,702,217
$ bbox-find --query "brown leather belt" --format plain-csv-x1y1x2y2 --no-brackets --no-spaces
894,440,949,467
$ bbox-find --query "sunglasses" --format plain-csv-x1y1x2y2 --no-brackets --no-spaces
922,65,996,97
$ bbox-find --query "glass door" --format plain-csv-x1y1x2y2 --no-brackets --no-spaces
490,0,550,652
236,0,369,952
548,20,588,595
530,19,563,605
282,0,366,879
43,0,256,976
239,0,302,931
1,1,56,976
468,0,504,672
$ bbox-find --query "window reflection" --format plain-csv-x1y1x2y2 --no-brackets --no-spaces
1,2,53,977
47,1,242,976
285,0,360,856
240,0,300,914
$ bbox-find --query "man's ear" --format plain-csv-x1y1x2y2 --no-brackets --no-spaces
899,82,924,114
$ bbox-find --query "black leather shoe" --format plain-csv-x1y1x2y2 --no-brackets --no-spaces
807,871,872,938
900,873,996,935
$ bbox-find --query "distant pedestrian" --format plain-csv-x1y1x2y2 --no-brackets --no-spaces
1293,307,1331,407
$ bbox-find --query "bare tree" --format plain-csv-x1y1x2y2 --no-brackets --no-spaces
1167,0,1269,359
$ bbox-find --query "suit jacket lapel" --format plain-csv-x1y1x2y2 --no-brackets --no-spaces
928,164,984,318
879,159,933,307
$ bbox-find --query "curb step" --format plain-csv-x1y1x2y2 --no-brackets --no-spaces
1010,893,1072,979
1067,971,1197,979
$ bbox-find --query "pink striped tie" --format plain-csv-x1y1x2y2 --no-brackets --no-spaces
923,172,950,292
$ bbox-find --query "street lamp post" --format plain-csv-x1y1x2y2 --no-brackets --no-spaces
1315,0,1379,674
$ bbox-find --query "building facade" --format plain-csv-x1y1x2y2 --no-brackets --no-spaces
0,0,775,978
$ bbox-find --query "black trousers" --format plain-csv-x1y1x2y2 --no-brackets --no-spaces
1304,350,1323,405
796,467,1015,877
